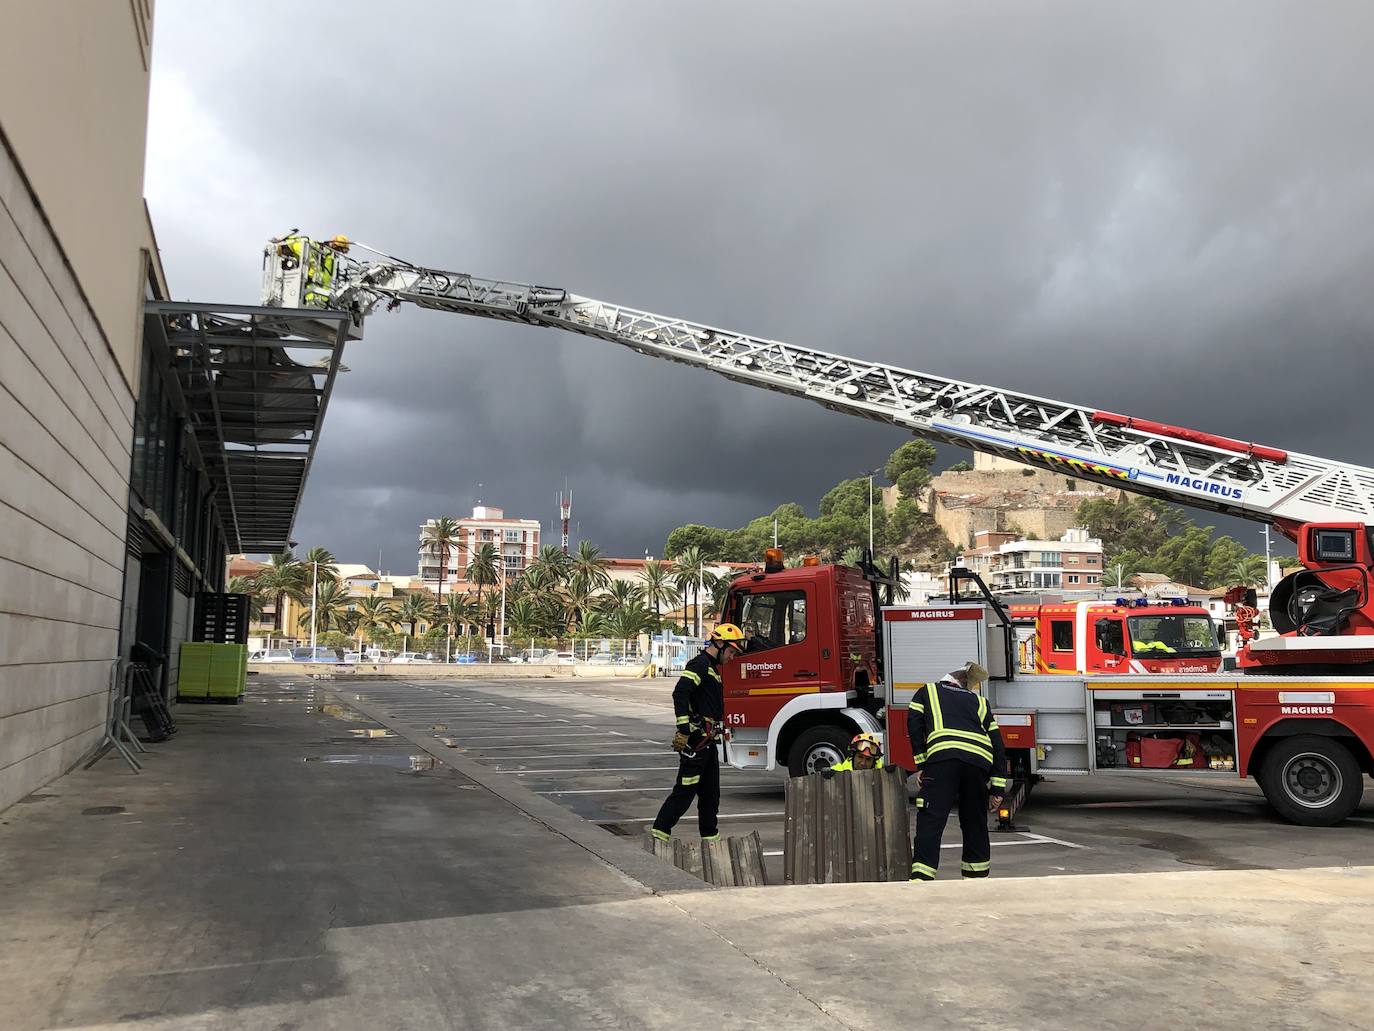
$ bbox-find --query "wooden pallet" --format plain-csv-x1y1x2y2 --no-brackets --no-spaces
783,766,910,884
642,829,768,887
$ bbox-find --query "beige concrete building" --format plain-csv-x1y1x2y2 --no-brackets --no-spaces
0,4,163,811
1,5,351,812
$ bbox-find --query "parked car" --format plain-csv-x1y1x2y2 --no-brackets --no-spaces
258,648,293,662
449,653,479,664
390,653,433,664
291,646,342,663
342,652,362,664
587,652,617,665
553,652,576,665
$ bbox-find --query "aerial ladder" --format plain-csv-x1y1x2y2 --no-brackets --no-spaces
262,234,1374,674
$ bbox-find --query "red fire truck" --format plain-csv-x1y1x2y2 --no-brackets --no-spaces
260,236,1374,825
713,553,1374,825
1006,599,1223,675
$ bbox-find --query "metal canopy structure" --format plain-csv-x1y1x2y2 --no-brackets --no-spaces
143,301,359,554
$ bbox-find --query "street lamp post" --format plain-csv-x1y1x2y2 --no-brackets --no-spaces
309,560,318,653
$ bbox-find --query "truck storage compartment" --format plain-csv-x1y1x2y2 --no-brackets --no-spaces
1090,691,1235,771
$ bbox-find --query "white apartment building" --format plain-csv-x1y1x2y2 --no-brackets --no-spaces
419,506,541,589
984,526,1104,592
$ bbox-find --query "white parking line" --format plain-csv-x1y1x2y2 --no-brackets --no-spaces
540,786,766,795
447,732,617,742
482,751,668,760
609,811,785,823
1016,831,1086,849
759,834,1078,859
500,767,680,774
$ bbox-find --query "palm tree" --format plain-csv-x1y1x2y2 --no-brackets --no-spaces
604,579,642,611
671,546,709,638
505,597,544,641
468,542,501,621
606,601,653,651
570,540,610,593
420,517,461,601
1226,555,1269,588
841,545,864,567
563,580,597,636
396,592,436,640
441,592,480,638
297,578,350,633
302,546,339,585
637,560,679,630
354,596,396,642
258,550,306,634
336,609,361,637
527,544,571,586
227,575,265,621
705,574,733,621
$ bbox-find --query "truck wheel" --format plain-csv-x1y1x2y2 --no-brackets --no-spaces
788,726,851,778
1256,734,1363,827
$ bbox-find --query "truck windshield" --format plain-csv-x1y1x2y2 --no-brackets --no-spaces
1127,614,1219,657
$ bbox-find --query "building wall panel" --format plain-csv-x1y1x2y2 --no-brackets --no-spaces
0,140,135,811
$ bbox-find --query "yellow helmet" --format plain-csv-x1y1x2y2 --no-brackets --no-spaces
327,234,351,252
710,623,745,642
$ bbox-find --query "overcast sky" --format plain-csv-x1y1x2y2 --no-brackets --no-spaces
145,2,1372,570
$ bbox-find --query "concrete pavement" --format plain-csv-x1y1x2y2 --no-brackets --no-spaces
1,676,1370,1029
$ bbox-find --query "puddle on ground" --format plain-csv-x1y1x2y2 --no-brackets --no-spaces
321,704,368,722
302,754,438,771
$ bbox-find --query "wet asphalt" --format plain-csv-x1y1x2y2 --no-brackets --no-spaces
284,674,1374,883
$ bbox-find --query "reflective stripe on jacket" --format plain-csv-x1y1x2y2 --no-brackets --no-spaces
907,680,1009,790
826,758,885,773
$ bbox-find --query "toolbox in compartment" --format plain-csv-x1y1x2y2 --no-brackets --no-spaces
1090,692,1236,771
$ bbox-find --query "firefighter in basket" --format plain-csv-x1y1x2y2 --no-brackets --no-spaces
821,733,886,775
650,624,748,844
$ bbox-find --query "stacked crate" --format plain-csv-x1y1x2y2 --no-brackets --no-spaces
178,642,246,703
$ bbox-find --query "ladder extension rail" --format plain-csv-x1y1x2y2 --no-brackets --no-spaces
307,252,1374,529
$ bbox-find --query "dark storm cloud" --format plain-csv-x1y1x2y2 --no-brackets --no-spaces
146,1,1374,568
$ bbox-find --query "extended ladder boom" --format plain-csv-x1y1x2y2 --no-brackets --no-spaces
263,237,1374,532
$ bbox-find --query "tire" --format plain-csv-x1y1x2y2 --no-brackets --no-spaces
787,726,852,778
1256,734,1363,827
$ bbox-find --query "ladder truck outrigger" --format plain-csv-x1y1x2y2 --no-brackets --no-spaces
259,234,1374,826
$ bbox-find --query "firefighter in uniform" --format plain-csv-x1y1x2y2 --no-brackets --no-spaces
822,732,886,774
650,624,747,844
907,661,1010,881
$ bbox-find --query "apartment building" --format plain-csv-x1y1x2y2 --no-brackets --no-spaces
987,526,1104,592
419,506,541,589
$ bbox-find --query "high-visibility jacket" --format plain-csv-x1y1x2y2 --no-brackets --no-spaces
907,680,1009,793
672,651,724,735
281,235,335,308
827,758,885,773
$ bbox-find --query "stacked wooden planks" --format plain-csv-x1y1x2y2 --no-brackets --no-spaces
783,766,911,884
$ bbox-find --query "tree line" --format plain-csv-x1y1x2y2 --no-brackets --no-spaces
664,441,954,568
228,539,741,652
1076,494,1271,590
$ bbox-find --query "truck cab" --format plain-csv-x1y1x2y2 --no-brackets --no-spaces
1008,599,1224,675
719,551,892,776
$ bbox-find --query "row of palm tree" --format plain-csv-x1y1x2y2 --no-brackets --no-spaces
232,538,903,652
